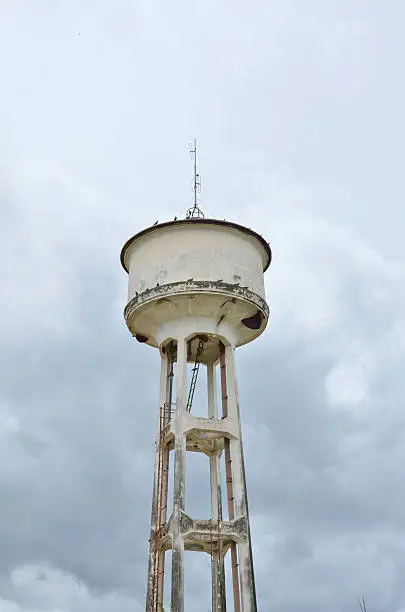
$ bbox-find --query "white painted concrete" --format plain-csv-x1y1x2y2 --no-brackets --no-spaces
122,220,270,351
124,221,267,302
122,218,268,611
171,336,187,612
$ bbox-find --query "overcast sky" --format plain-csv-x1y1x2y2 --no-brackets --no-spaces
1,1,405,610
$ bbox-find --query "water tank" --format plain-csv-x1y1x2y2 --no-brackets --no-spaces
121,218,271,357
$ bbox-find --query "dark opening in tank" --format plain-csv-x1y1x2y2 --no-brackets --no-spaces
241,311,263,330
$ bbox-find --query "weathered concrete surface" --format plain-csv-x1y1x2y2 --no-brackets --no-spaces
226,345,258,612
159,512,248,553
122,219,270,353
125,279,269,318
121,215,270,611
208,363,227,612
145,341,259,611
124,280,269,352
138,311,263,612
121,219,271,300
171,337,187,612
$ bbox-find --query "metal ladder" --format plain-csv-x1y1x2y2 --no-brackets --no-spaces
186,340,205,412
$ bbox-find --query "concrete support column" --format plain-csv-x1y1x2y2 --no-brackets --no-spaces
157,346,174,607
219,344,241,612
146,352,169,610
171,336,187,612
208,363,227,611
225,346,257,612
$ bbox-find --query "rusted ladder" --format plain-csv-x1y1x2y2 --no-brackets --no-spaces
150,406,166,610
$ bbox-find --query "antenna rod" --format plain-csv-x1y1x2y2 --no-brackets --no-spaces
193,138,198,208
186,139,204,219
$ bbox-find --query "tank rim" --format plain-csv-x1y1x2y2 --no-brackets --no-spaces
120,218,272,273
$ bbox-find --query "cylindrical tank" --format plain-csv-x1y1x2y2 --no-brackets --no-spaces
121,218,271,356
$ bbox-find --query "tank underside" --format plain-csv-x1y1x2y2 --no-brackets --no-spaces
124,279,269,360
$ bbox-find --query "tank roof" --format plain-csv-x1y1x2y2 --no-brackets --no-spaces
120,218,272,273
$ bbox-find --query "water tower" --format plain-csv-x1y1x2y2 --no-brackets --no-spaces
120,151,271,612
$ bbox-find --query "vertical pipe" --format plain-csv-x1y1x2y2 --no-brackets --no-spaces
220,345,241,612
156,407,166,607
208,363,227,611
207,362,217,419
146,352,168,610
225,345,257,612
171,337,187,612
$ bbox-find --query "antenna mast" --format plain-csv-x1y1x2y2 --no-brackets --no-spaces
186,139,204,219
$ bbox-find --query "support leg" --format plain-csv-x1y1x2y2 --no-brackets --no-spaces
171,337,187,612
219,346,241,612
225,345,257,612
157,348,175,606
208,364,226,611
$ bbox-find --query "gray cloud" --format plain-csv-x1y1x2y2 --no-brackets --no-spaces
1,1,405,610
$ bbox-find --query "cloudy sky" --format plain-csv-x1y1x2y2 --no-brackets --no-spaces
1,1,405,610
